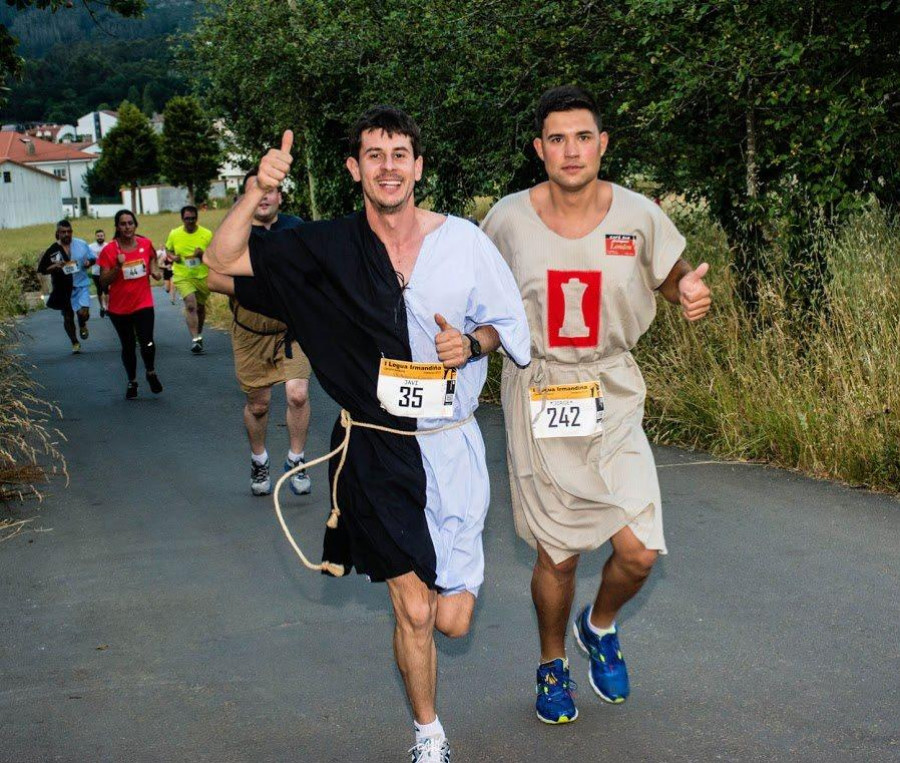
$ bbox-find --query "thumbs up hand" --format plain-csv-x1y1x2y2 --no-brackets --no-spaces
256,130,294,192
434,313,469,368
678,262,711,321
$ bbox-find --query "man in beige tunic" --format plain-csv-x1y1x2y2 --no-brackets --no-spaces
482,85,711,724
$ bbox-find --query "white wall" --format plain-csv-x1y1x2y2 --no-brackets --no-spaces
88,203,123,219
119,185,190,215
28,158,96,203
0,162,63,229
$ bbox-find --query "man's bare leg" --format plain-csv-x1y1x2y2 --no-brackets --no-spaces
197,302,206,335
62,310,77,345
284,378,310,454
590,525,658,629
532,542,579,661
434,591,475,639
386,572,439,724
183,293,200,338
244,387,272,455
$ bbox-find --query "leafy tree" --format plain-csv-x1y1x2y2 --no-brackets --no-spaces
159,95,220,204
83,163,120,200
141,82,155,117
95,100,159,211
189,0,900,307
609,0,900,305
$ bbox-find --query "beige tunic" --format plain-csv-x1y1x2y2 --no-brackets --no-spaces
482,185,685,563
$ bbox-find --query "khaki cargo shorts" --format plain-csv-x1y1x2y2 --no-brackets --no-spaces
231,321,311,393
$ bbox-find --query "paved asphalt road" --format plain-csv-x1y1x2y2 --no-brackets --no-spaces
1,290,899,763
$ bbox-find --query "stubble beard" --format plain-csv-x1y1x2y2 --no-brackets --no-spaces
365,184,414,216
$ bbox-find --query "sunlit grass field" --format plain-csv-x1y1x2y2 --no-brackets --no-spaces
0,209,230,268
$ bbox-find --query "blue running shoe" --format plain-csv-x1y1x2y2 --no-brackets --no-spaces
535,657,578,724
573,606,630,703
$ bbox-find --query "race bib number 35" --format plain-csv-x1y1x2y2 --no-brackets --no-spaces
529,381,603,439
62,262,79,275
377,358,457,419
122,259,147,280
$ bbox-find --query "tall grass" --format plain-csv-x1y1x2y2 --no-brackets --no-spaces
636,203,900,491
0,246,67,529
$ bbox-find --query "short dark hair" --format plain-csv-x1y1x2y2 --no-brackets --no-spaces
242,168,258,190
180,205,198,218
348,105,422,160
95,229,104,234
114,209,137,227
56,219,72,228
535,86,603,135
241,167,283,192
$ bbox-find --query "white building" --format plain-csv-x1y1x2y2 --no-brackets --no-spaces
0,131,98,216
76,110,118,143
0,159,64,229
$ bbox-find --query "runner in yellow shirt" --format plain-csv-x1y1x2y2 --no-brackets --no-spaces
165,205,213,354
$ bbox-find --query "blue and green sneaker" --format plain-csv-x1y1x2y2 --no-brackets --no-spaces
573,606,630,703
535,657,578,724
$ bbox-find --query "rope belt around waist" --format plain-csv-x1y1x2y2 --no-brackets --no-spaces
273,408,475,577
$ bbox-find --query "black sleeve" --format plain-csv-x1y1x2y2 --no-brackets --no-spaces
246,226,316,325
232,276,284,321
37,245,56,275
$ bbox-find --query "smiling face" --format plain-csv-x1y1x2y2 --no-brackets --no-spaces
534,109,608,192
346,128,422,215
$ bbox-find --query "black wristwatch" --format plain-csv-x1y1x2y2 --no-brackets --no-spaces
464,332,483,361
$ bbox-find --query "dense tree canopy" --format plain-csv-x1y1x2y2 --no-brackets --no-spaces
0,0,193,118
190,0,899,300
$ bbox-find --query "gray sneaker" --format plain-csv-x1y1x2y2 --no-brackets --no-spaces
409,737,450,763
285,457,312,496
250,459,271,496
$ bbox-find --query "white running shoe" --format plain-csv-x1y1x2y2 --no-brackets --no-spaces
409,737,450,763
250,459,271,496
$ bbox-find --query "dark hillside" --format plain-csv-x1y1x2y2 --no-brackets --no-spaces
0,0,197,123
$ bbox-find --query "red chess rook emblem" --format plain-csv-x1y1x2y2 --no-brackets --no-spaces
547,270,601,348
605,234,637,256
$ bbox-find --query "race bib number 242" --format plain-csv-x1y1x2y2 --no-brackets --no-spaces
529,381,603,439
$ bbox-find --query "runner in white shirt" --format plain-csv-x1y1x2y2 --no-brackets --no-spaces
88,229,108,317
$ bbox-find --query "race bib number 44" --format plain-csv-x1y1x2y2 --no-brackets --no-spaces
529,381,604,439
377,358,457,419
122,259,147,280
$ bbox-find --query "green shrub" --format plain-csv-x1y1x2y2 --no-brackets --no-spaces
637,201,900,491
